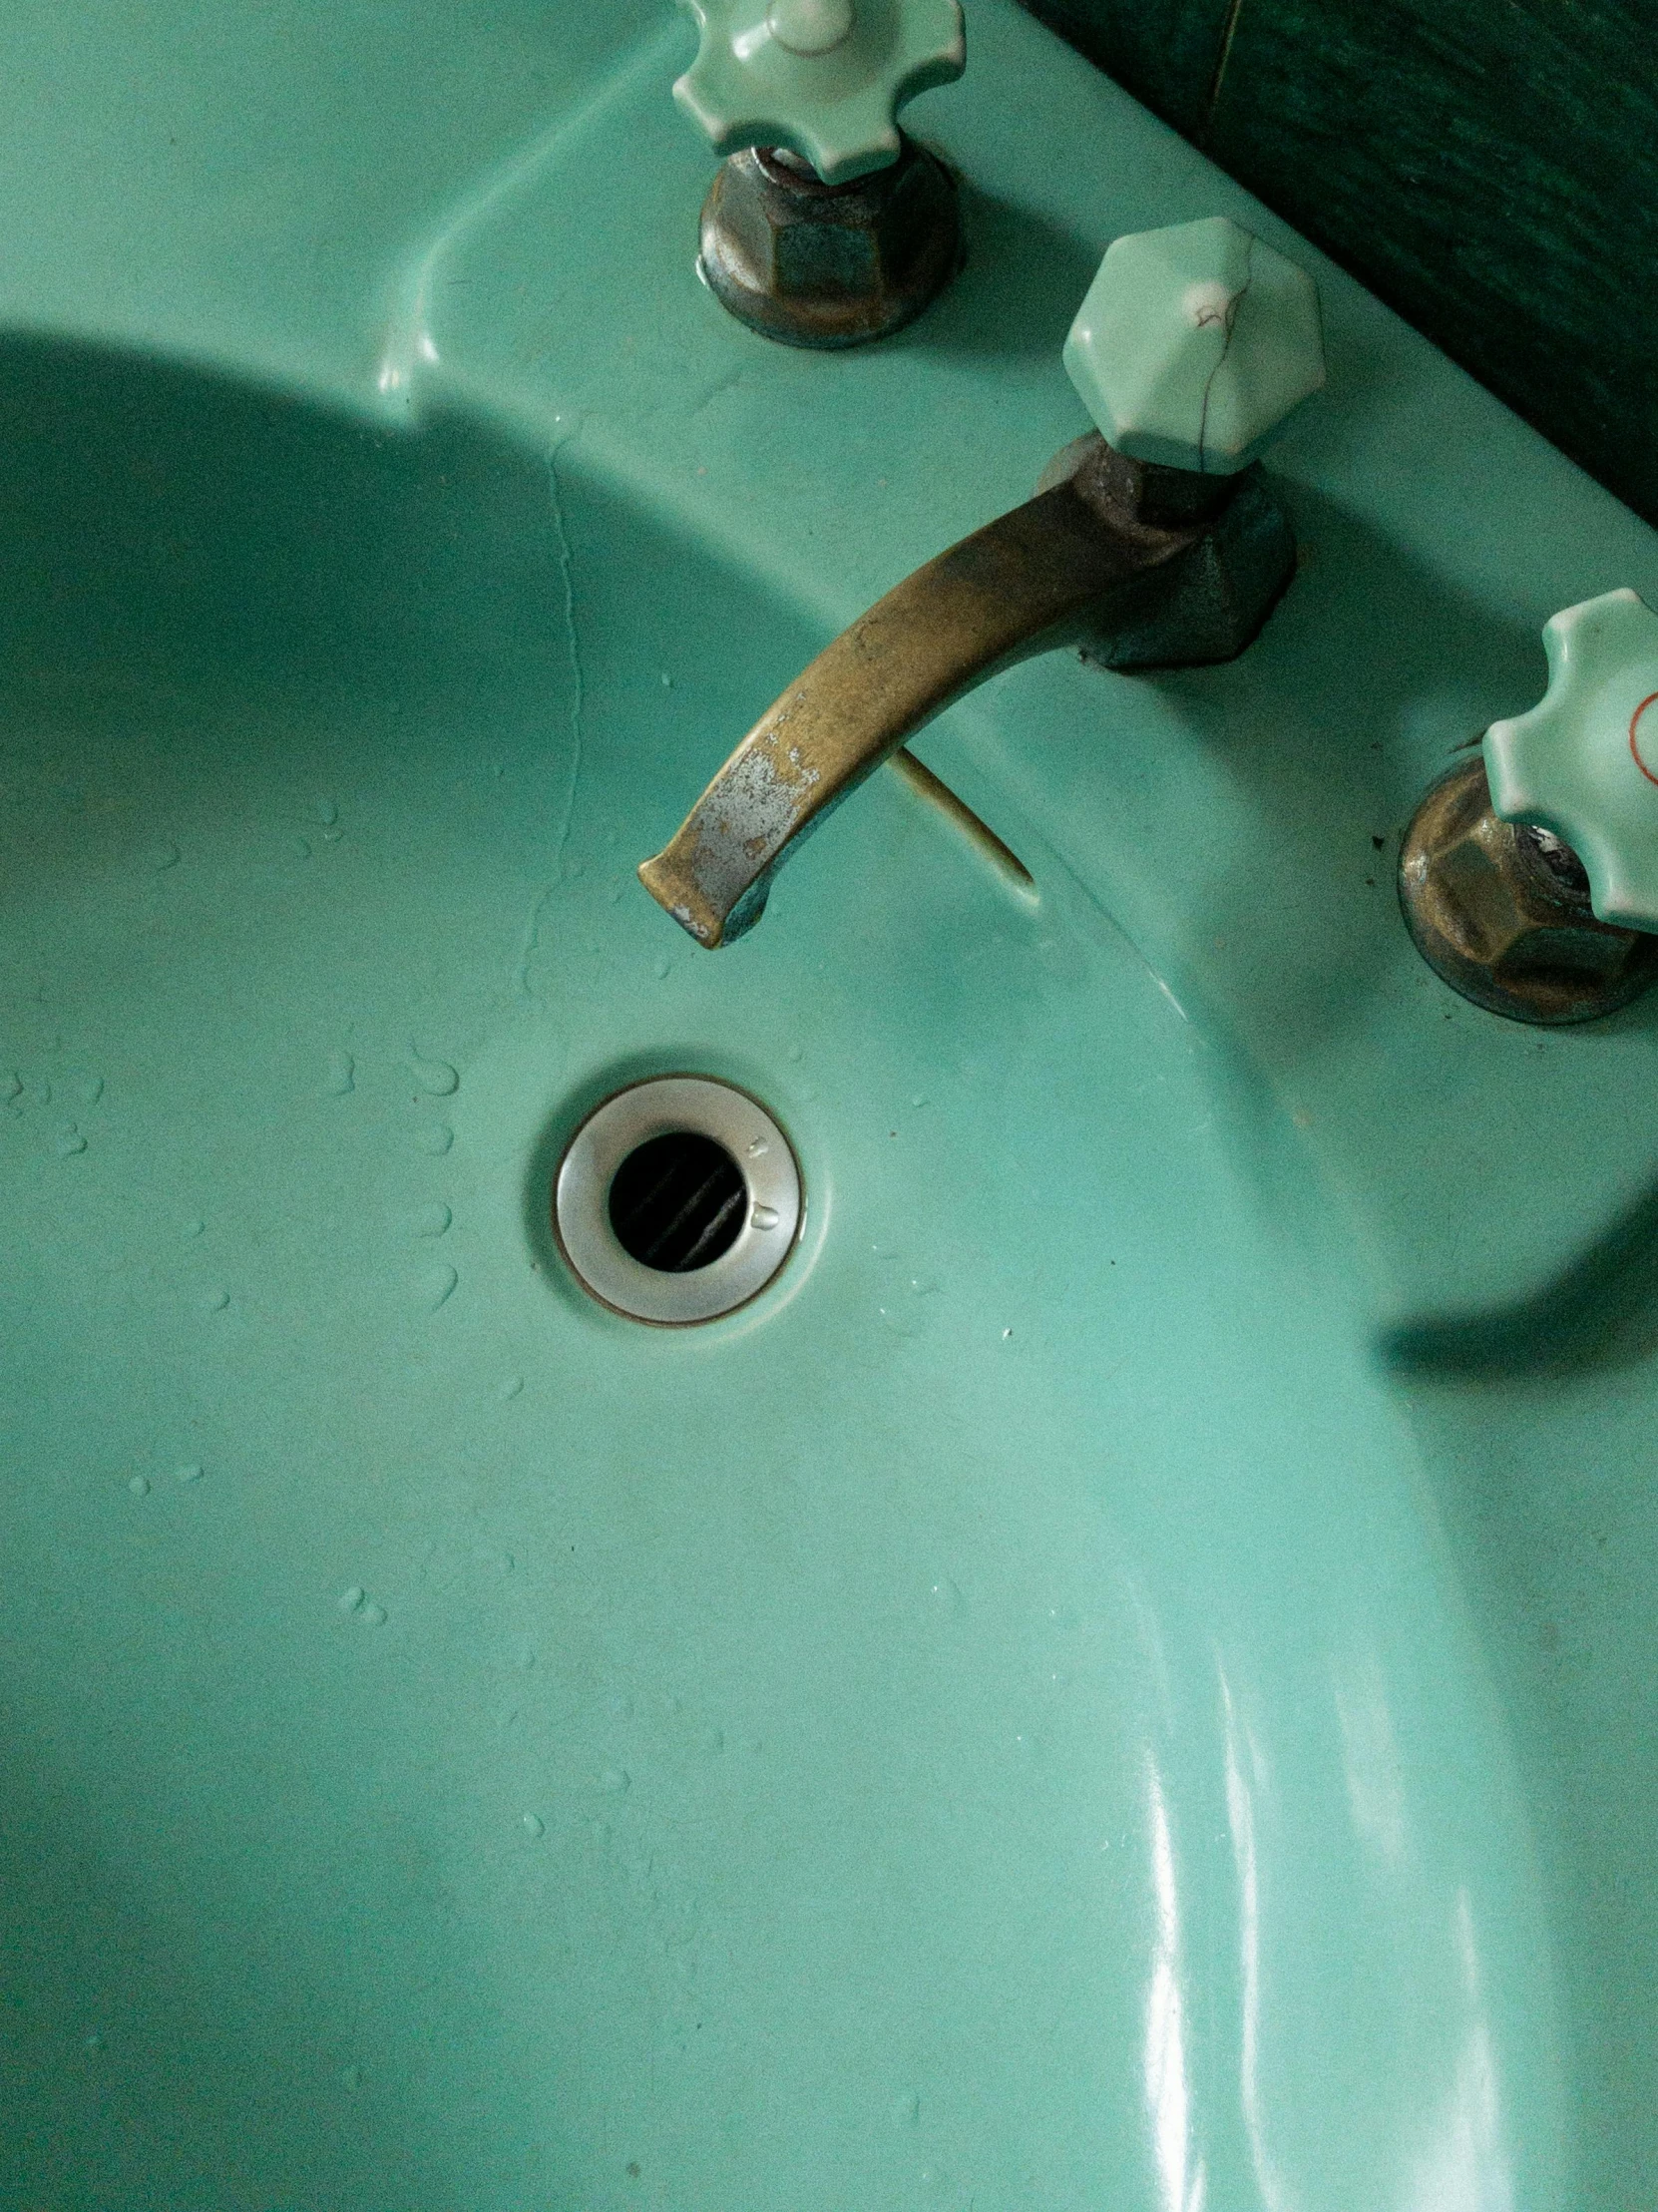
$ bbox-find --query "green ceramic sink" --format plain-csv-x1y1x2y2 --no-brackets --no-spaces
2,5,1656,2208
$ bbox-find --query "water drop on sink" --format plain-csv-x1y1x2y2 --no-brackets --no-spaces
55,1125,87,1156
422,1264,459,1310
338,1586,366,1614
417,1122,454,1156
653,956,670,979
746,1136,768,1157
751,1204,779,1231
128,1475,150,1497
891,2090,921,2127
929,1577,965,1614
412,1202,452,1237
177,1464,204,1485
500,1376,524,1400
411,1053,459,1096
202,1288,230,1312
182,1216,205,1238
323,1051,355,1097
316,796,339,825
522,1812,546,1838
361,1602,387,1626
599,1766,629,1794
2,1074,19,1102
78,1076,103,1105
148,841,181,872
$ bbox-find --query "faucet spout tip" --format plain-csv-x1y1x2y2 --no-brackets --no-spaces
638,850,732,949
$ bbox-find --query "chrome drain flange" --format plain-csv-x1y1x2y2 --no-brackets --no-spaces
554,1077,801,1324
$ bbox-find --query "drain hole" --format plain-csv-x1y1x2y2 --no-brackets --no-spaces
608,1131,747,1272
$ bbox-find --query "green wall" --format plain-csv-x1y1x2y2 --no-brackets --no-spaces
1022,0,1658,531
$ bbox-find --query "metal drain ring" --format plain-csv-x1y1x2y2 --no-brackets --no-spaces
554,1077,801,1324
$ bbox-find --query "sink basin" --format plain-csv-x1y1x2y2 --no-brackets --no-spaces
1,4,1655,2207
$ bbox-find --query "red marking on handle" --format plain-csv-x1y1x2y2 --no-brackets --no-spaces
1632,693,1658,786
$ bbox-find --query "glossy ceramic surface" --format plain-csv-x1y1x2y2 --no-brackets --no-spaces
674,0,966,181
1062,216,1325,474
0,4,1655,2207
1485,589,1658,929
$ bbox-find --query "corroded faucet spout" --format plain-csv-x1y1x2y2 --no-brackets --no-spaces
639,436,1293,946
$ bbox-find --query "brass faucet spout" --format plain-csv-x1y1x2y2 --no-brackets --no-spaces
639,437,1293,946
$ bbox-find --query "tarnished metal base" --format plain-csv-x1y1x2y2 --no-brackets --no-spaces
697,138,962,349
1399,754,1658,1024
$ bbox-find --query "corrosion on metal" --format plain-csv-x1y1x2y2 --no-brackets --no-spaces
697,137,962,349
1399,753,1658,1024
639,434,1296,947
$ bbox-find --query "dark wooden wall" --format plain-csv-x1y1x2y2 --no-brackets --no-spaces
1021,0,1658,529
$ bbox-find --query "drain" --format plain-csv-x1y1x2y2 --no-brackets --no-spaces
608,1130,746,1271
554,1077,802,1324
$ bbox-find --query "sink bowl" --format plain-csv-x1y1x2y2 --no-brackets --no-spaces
1,4,1656,2207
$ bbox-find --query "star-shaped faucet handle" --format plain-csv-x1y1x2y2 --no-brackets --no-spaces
1485,589,1658,932
672,0,965,185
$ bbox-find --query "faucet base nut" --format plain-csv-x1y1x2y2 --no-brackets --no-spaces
1399,754,1658,1024
697,137,962,348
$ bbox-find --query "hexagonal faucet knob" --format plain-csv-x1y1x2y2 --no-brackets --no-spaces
1063,216,1325,476
672,0,965,185
1484,589,1658,933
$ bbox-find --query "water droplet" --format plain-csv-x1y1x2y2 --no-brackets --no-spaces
751,1203,779,1231
361,1602,387,1626
417,1122,454,1155
2,1074,19,1102
786,1044,803,1062
323,1051,355,1097
746,1136,769,1158
177,1464,204,1485
148,841,181,872
316,796,339,825
500,1376,524,1400
412,1202,452,1237
1002,1327,1013,1340
84,2032,104,2052
653,956,670,980
421,1263,459,1310
29,1077,51,1106
55,1125,87,1156
182,1216,205,1238
929,1577,964,1614
341,2064,363,2090
891,2090,921,2127
522,1812,546,1838
338,1586,366,1614
411,1052,459,1097
202,1288,230,1312
128,1475,150,1497
599,1766,630,1794
78,1076,104,1105
660,672,673,687
911,1094,928,1108
703,1728,725,1756
292,835,313,860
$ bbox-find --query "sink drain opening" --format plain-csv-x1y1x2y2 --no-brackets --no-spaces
554,1077,802,1324
608,1130,746,1272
